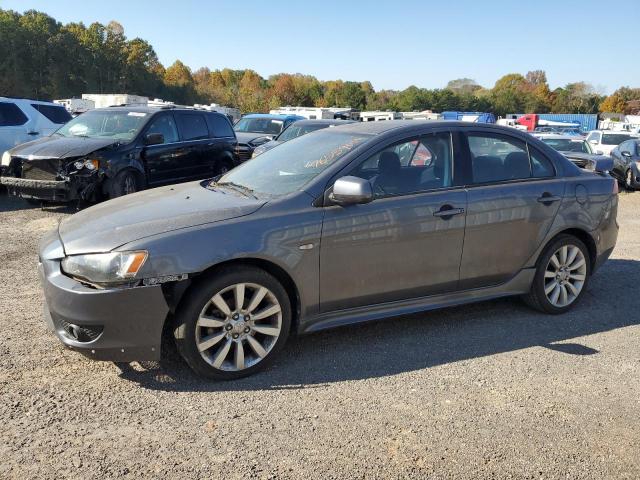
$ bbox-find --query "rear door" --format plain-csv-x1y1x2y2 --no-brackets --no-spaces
459,130,564,289
175,111,212,179
319,130,468,312
205,113,236,175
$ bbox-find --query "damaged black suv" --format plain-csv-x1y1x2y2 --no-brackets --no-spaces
0,106,238,203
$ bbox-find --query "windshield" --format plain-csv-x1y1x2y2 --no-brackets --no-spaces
277,124,326,142
602,133,634,145
212,130,368,197
55,110,148,141
234,117,284,135
542,138,592,154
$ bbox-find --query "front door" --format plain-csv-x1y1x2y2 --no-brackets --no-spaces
319,132,467,312
142,112,189,185
459,131,564,289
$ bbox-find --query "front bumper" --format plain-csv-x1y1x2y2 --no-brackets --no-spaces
39,236,170,361
2,176,72,201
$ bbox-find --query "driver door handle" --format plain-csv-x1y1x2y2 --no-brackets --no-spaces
433,207,465,218
537,194,561,204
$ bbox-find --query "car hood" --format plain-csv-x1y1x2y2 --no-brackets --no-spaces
58,181,267,255
235,131,275,145
562,152,613,172
10,135,120,160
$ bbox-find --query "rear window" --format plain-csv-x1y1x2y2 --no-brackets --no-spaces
176,113,209,140
206,113,234,137
30,104,72,124
0,102,28,126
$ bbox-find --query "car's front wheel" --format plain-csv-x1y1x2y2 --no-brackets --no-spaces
625,169,636,191
523,234,590,314
174,266,291,379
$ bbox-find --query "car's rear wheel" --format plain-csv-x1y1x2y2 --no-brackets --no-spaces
109,169,139,198
522,234,590,314
174,266,291,379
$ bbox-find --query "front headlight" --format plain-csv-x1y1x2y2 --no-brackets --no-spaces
1,151,11,167
61,251,148,286
252,146,266,158
73,158,99,171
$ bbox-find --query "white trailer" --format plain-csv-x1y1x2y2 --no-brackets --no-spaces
82,93,148,108
359,111,402,122
269,106,335,120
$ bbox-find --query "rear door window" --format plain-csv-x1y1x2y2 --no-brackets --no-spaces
176,113,209,140
467,133,531,183
0,102,28,126
30,104,72,124
206,113,234,137
528,146,555,178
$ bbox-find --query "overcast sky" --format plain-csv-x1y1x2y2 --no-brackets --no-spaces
4,0,638,93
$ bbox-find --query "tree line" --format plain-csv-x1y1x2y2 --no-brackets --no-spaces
2,9,639,116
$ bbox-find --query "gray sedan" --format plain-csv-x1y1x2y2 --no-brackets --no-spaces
39,121,619,379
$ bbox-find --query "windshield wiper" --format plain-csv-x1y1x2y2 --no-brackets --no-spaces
214,181,258,199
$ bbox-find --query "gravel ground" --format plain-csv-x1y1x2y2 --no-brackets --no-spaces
0,192,639,479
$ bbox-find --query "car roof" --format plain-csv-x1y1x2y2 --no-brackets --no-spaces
0,96,63,106
242,113,305,120
289,119,356,126
90,106,227,115
534,134,585,140
329,120,515,136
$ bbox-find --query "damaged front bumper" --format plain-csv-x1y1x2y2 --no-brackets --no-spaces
1,173,100,202
39,232,170,362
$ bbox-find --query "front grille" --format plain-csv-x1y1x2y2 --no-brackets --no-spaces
235,145,253,162
19,158,63,181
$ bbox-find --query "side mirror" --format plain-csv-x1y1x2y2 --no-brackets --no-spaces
590,156,614,173
621,151,632,157
329,176,373,205
144,133,164,146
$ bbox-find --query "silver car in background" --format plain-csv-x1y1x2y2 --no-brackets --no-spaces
39,121,618,379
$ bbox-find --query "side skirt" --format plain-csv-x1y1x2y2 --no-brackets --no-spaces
300,268,535,334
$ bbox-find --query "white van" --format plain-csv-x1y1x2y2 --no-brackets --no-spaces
0,97,72,159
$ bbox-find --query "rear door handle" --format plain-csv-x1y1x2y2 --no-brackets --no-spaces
27,131,39,135
537,194,561,204
433,206,465,218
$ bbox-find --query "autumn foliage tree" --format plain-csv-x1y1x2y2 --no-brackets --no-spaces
0,8,632,117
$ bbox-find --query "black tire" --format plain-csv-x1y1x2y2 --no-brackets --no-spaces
216,159,233,176
109,169,139,199
174,266,291,380
522,234,591,314
625,169,636,191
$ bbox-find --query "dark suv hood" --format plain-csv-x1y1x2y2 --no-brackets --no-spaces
10,135,119,160
59,181,267,254
235,131,275,145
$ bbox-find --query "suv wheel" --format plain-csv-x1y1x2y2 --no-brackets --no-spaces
522,234,590,314
174,266,291,379
109,170,139,198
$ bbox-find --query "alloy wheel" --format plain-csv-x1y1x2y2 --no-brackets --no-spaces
543,245,587,308
195,283,282,371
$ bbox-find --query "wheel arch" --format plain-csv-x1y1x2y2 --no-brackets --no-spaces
541,228,597,272
164,257,301,334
